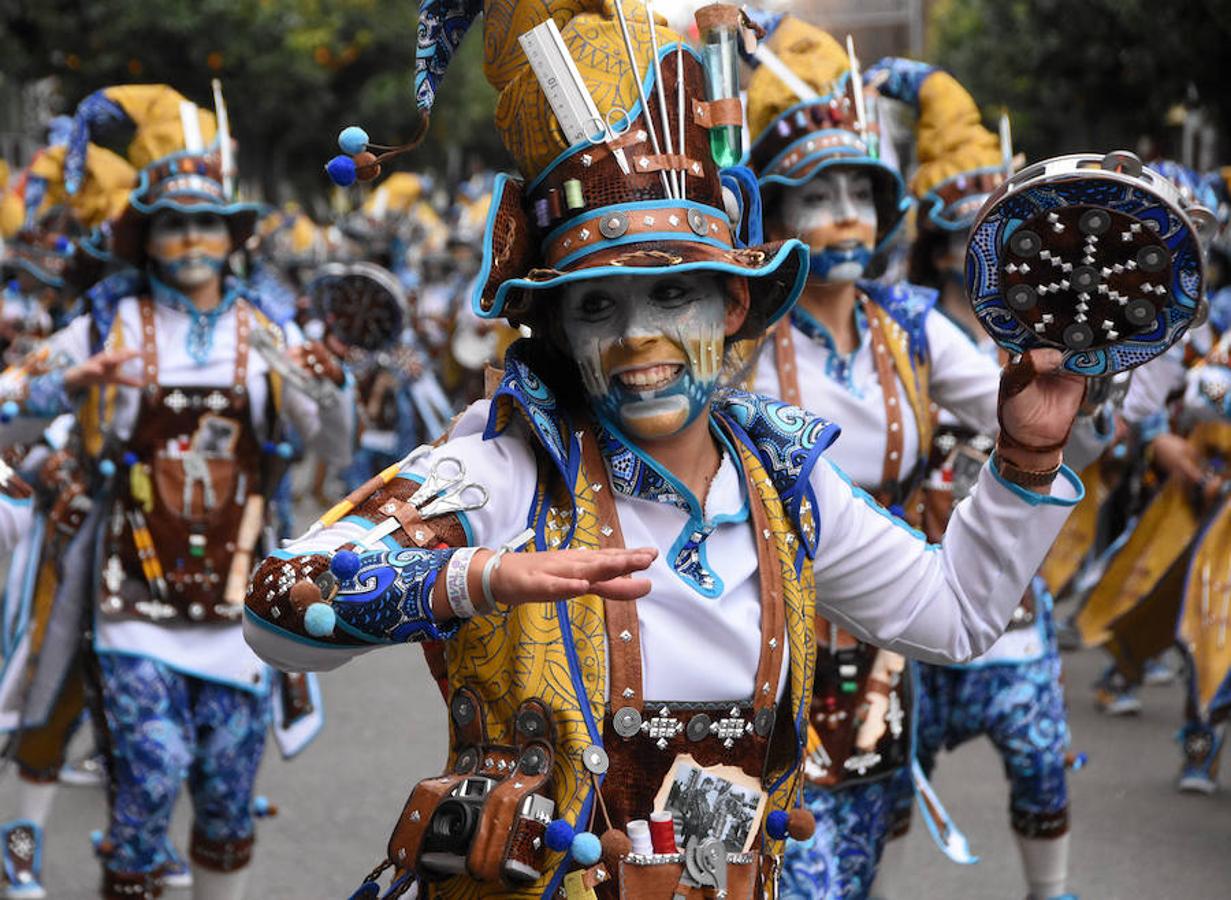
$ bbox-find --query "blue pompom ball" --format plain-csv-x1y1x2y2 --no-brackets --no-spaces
276,441,294,460
253,795,271,816
98,458,117,478
325,155,358,187
765,810,790,841
0,400,17,423
261,441,276,454
330,549,361,582
570,831,601,866
6,280,18,293
1070,751,1088,771
122,451,139,467
90,829,104,850
544,819,575,852
304,602,336,637
338,126,370,156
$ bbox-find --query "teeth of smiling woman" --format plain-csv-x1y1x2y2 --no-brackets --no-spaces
617,364,682,390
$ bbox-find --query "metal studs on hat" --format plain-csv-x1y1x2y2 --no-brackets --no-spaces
582,744,609,775
450,693,476,727
599,211,630,239
687,209,709,237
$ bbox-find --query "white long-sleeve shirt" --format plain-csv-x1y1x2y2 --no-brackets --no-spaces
245,399,1082,703
755,310,1000,490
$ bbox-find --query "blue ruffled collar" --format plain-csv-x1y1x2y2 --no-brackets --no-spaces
151,275,242,366
596,417,748,598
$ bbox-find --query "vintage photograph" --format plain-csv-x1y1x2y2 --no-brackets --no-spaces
655,755,768,854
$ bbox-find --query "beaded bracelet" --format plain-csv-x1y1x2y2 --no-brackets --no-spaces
445,547,481,619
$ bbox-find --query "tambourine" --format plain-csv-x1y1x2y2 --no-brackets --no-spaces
966,151,1217,376
306,261,409,352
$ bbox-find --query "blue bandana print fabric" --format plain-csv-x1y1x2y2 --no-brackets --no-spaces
779,775,909,899
914,608,1070,827
97,654,269,873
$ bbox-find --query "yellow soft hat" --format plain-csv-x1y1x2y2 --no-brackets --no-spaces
744,14,907,249
362,172,427,217
28,144,137,229
866,58,1006,231
493,2,677,179
745,15,850,146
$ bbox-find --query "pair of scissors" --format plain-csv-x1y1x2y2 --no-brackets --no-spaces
356,456,489,549
585,107,632,175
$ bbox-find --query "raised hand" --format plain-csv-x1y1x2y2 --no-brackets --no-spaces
996,348,1087,470
64,348,143,391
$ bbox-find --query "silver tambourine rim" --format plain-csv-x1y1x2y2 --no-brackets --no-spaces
966,152,1207,376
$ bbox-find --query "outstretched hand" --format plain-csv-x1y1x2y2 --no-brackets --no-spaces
64,348,142,392
491,547,657,606
996,349,1087,468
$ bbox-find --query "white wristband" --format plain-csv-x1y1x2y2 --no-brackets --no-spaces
477,527,535,615
445,547,481,619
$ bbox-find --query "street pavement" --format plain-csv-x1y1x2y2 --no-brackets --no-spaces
3,592,1230,898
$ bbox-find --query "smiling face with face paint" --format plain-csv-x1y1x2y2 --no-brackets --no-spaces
778,168,878,282
559,274,732,442
146,209,232,290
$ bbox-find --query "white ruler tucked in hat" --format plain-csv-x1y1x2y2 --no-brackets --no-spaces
519,19,631,174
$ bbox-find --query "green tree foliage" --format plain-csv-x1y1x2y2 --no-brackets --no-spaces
0,0,505,199
929,0,1231,160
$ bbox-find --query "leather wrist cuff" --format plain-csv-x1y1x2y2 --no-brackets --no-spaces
993,450,1061,490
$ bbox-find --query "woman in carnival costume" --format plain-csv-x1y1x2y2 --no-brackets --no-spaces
0,140,137,900
891,73,1082,900
1074,164,1230,790
7,84,353,900
246,4,1085,898
736,15,1097,897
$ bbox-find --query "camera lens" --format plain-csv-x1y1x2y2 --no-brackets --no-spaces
429,798,478,845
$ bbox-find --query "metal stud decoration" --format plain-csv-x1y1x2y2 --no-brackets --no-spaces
966,151,1214,376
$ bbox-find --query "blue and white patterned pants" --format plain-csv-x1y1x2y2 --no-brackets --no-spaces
97,654,269,873
779,770,912,900
915,628,1070,836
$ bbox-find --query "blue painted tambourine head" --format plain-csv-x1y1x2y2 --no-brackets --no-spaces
965,153,1206,376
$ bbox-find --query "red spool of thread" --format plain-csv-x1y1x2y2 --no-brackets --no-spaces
649,811,678,854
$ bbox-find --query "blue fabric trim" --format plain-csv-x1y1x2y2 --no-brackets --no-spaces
858,279,937,362
720,166,765,247
713,390,839,558
988,456,1085,507
553,230,733,271
789,302,869,395
476,236,810,326
827,460,933,543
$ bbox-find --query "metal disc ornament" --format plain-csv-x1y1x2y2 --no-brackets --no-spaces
965,151,1210,376
306,261,408,352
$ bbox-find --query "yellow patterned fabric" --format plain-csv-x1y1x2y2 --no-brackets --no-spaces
1074,476,1198,648
1179,495,1231,715
1040,460,1111,596
745,16,849,147
866,302,934,457
491,1,678,178
433,412,814,896
909,70,1001,199
1075,422,1231,647
100,85,218,171
27,144,136,229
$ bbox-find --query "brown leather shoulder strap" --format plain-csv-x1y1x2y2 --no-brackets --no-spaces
864,299,906,491
233,301,251,395
723,425,787,715
578,427,642,708
137,297,159,394
772,318,801,406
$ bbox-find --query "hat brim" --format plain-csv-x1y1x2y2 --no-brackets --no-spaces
110,195,262,267
759,156,909,252
472,174,810,340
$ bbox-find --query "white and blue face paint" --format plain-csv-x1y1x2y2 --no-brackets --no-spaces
780,168,878,283
146,209,231,290
560,274,727,442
